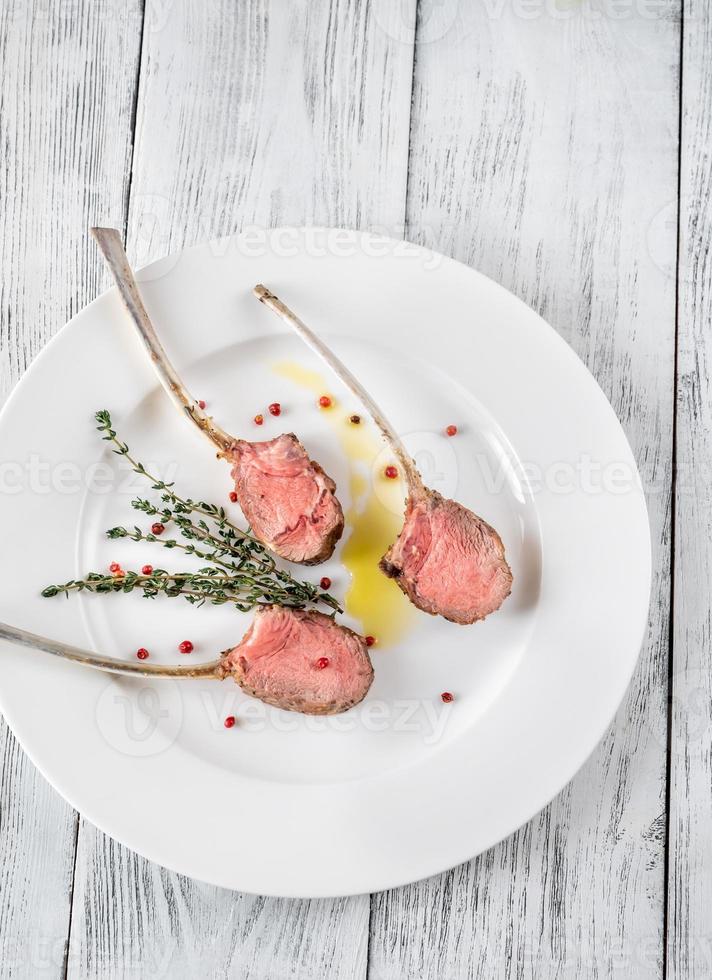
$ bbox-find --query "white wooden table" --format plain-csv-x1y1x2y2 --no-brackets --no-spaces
0,2,708,977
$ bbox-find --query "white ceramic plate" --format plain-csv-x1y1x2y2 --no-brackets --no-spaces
0,230,650,897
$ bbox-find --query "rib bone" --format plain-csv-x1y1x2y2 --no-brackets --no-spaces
90,234,344,566
253,284,423,492
92,227,234,452
0,622,221,678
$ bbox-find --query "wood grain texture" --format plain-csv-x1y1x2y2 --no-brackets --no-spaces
125,0,415,262
0,726,77,979
0,2,142,977
66,1,415,977
4,1,704,976
668,2,712,977
69,831,369,979
369,4,679,978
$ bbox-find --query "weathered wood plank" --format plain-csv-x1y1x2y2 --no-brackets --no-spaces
369,5,679,978
66,1,415,977
668,1,712,977
70,831,369,980
125,0,414,260
0,2,142,976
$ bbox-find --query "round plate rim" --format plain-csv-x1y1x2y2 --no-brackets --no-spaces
0,228,652,897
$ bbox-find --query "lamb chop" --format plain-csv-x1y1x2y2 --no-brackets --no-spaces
253,286,513,625
219,605,373,714
91,229,344,565
0,607,373,716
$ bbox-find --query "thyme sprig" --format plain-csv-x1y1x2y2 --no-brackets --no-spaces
95,409,270,564
107,525,244,576
41,412,341,614
41,568,326,613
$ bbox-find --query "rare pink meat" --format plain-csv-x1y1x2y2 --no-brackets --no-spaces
221,605,373,714
380,489,513,625
229,433,344,565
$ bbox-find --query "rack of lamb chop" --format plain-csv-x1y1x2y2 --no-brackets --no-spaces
253,285,513,626
91,229,344,565
0,607,373,715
